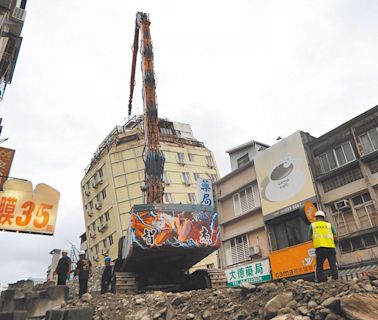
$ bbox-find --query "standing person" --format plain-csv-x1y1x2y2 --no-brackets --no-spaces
101,256,113,294
75,251,92,297
54,249,71,285
309,210,339,282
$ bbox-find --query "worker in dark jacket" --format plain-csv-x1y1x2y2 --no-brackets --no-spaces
75,251,92,297
54,249,71,285
101,256,113,294
309,210,339,282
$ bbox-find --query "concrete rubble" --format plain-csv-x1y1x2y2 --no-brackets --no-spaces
58,271,378,320
1,270,378,319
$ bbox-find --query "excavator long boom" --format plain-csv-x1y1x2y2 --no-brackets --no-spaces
128,12,165,204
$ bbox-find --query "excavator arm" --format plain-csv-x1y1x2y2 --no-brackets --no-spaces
128,12,165,204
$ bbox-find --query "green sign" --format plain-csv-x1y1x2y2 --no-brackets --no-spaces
225,259,271,287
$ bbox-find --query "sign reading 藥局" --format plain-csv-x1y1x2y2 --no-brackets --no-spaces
197,178,214,207
225,259,271,287
0,179,60,235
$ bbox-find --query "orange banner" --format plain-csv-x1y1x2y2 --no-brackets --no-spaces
269,241,329,280
0,147,15,189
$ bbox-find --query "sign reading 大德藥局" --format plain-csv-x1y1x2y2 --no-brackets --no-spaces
0,179,60,235
197,178,214,207
225,259,271,287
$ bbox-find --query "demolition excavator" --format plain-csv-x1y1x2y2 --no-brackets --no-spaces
113,12,227,293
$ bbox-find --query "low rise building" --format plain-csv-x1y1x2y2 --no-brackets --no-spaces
306,105,378,275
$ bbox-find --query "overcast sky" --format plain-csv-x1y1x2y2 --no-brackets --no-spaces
0,0,378,287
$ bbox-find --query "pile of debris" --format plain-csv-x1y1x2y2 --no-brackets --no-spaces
58,271,378,320
67,265,105,298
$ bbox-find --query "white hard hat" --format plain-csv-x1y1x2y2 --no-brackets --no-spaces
315,210,326,217
61,249,69,253
79,250,86,255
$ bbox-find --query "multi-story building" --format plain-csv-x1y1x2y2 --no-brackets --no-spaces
306,105,378,275
215,141,273,286
81,116,220,268
216,105,378,284
0,0,27,100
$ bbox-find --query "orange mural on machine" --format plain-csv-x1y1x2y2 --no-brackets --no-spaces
269,241,329,280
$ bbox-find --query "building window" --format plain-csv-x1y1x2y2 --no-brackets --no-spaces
89,201,93,209
91,222,96,232
339,233,378,253
209,174,217,183
104,211,110,222
268,212,309,251
96,193,101,202
188,193,196,204
237,153,250,168
359,127,378,155
188,153,195,162
109,234,114,246
98,167,104,177
318,141,356,174
206,156,214,167
103,239,108,248
225,234,249,266
160,127,172,135
193,173,200,181
177,152,185,164
332,191,377,236
163,172,170,184
95,244,99,254
322,166,363,192
182,172,190,185
164,193,173,203
232,182,260,216
101,188,107,200
368,158,378,174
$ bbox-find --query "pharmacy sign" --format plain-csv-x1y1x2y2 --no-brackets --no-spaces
225,259,271,287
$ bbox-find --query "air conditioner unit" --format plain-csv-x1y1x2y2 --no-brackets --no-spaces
95,174,103,184
95,201,102,210
93,255,99,262
183,179,191,186
91,180,98,189
87,209,93,217
98,222,108,232
249,245,261,257
11,7,26,22
90,232,96,239
207,163,214,169
102,248,109,255
164,179,171,185
178,160,185,166
84,188,91,196
334,200,351,211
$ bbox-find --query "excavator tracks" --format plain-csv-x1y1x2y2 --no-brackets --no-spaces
113,272,137,294
207,269,228,289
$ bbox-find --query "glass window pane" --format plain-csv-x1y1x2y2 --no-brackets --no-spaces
352,195,363,205
320,154,330,173
335,146,347,166
274,224,289,250
369,127,378,150
340,240,352,252
363,234,376,247
342,142,355,162
327,150,337,170
351,237,364,250
363,192,372,202
360,134,374,154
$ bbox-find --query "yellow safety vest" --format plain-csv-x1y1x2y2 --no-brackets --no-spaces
311,221,336,248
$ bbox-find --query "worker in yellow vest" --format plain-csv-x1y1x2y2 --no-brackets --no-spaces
308,210,339,282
